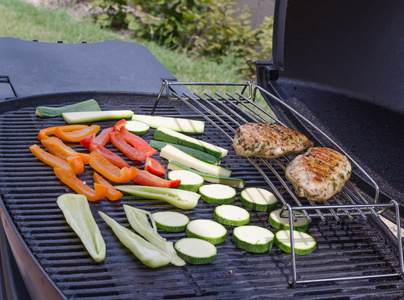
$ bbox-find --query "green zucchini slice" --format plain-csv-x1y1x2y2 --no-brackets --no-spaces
175,238,217,264
232,225,274,253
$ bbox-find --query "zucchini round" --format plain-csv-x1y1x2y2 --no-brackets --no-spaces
213,205,250,226
186,219,227,244
125,121,150,135
174,238,217,264
152,211,190,232
232,225,274,253
240,187,278,212
275,230,316,255
199,184,236,205
269,209,309,232
167,170,204,192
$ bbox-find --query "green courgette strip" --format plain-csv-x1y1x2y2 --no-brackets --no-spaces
57,194,106,262
123,205,186,266
99,211,171,268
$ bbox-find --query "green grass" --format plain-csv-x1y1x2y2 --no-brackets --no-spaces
0,0,272,112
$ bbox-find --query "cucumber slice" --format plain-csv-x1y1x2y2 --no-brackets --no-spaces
186,219,227,244
275,230,316,255
269,209,309,232
36,99,101,118
199,184,236,205
152,211,190,232
175,238,217,264
149,140,220,165
213,205,250,226
167,170,204,192
62,110,134,124
240,187,278,212
232,225,274,253
154,127,228,159
132,115,205,133
167,161,245,188
125,121,150,135
160,145,232,177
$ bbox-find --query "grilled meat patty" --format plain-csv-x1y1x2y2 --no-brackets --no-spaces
285,147,352,202
232,123,312,158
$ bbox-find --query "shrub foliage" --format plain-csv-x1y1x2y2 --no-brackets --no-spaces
90,0,273,77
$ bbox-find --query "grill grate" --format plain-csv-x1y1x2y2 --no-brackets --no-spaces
0,91,403,298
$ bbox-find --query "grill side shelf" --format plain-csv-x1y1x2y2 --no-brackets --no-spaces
153,81,404,286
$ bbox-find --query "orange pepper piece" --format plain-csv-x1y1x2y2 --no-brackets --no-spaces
93,172,123,201
41,137,90,164
54,168,108,201
38,125,88,140
89,151,137,183
54,125,100,143
29,144,72,170
67,155,85,174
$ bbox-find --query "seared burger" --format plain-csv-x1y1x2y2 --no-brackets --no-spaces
285,147,352,202
232,123,312,158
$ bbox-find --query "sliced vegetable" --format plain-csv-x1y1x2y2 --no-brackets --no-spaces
113,119,156,157
38,124,88,140
154,127,228,159
41,137,90,164
145,157,166,176
54,168,108,201
99,211,171,268
175,238,217,265
213,205,250,226
199,184,236,205
88,151,137,183
93,172,123,201
274,230,316,255
57,194,106,262
132,169,180,188
90,145,130,168
36,99,101,118
125,121,150,135
30,144,72,171
66,155,85,174
167,170,204,192
160,145,231,177
232,225,274,253
167,161,245,188
62,110,134,124
186,219,227,244
132,115,205,133
149,140,220,165
269,209,309,232
109,131,146,162
54,125,100,143
240,187,278,212
80,133,95,149
92,127,114,146
124,205,185,266
115,185,200,210
152,211,190,232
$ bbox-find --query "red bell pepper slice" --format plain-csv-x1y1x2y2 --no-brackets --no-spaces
54,168,108,201
42,137,90,164
144,157,166,176
92,127,113,146
109,131,146,162
90,144,129,168
80,134,95,150
30,144,72,171
54,125,100,142
89,151,137,183
38,125,88,140
132,169,181,188
93,172,123,201
113,119,157,157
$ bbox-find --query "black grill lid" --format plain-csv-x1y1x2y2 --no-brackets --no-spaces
258,0,404,203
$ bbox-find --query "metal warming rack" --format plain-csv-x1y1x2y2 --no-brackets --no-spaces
152,81,404,286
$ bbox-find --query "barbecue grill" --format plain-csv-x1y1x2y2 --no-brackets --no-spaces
1,0,404,299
